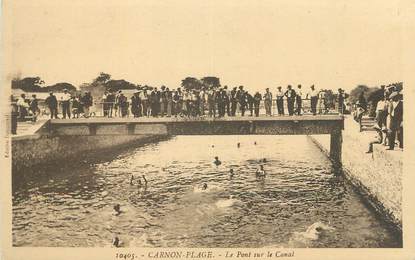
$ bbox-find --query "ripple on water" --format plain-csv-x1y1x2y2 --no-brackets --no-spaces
12,135,401,248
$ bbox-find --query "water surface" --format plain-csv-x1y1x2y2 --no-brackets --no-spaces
12,135,401,247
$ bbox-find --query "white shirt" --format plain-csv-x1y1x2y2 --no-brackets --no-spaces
61,93,71,102
308,89,319,98
17,97,29,107
376,100,386,111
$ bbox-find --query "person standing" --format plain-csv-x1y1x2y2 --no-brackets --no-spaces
17,94,29,119
230,87,238,116
317,90,325,114
199,88,206,116
11,95,18,134
106,90,115,117
263,88,272,116
374,94,387,130
237,86,245,115
114,90,121,117
118,93,128,117
166,88,173,117
45,92,58,119
223,86,231,116
387,92,403,150
130,91,141,118
149,89,155,117
275,86,285,116
307,85,319,115
296,85,303,115
81,91,93,118
246,91,254,116
337,88,347,114
102,91,109,117
217,88,225,117
284,85,296,116
141,89,149,117
239,90,247,116
61,89,72,119
29,94,40,122
71,96,81,118
159,86,166,117
253,92,262,117
208,88,216,117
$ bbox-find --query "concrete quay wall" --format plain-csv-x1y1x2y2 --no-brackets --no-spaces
12,134,167,171
309,132,402,232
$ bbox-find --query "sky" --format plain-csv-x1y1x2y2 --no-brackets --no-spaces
3,0,403,92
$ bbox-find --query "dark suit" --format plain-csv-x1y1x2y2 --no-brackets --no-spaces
388,100,403,149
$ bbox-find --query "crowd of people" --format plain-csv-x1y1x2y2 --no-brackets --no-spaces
98,84,347,119
360,83,403,152
12,85,349,123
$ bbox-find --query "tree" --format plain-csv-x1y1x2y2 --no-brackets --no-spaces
181,77,203,91
104,79,137,92
11,77,45,92
45,82,77,92
349,85,370,104
201,76,220,89
93,72,111,84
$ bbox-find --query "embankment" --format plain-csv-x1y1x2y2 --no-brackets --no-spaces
12,134,168,172
309,131,402,234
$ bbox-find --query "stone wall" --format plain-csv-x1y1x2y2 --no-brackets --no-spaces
309,133,402,232
12,134,167,172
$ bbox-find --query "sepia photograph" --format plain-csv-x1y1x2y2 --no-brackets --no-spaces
1,0,413,259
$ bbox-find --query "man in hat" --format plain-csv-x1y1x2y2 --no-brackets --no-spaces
306,85,319,116
284,85,296,116
263,88,272,116
230,87,238,116
61,89,72,119
106,90,115,117
386,91,403,150
45,91,58,119
296,84,303,115
337,88,348,114
276,86,284,116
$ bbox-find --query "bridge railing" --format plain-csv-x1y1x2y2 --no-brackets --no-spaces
16,98,344,119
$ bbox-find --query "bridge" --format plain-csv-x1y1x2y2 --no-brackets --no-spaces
45,115,344,163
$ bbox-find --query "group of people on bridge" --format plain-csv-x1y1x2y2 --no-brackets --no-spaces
100,85,347,119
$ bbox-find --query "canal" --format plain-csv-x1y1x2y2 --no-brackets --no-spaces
12,135,401,247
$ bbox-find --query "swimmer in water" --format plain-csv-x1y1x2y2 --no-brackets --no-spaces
214,156,222,166
113,204,122,216
112,236,120,247
212,145,215,148
263,158,267,163
229,169,234,178
254,141,257,145
202,183,208,190
256,165,266,179
237,142,241,148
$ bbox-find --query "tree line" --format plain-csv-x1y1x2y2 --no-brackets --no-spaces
11,73,222,93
